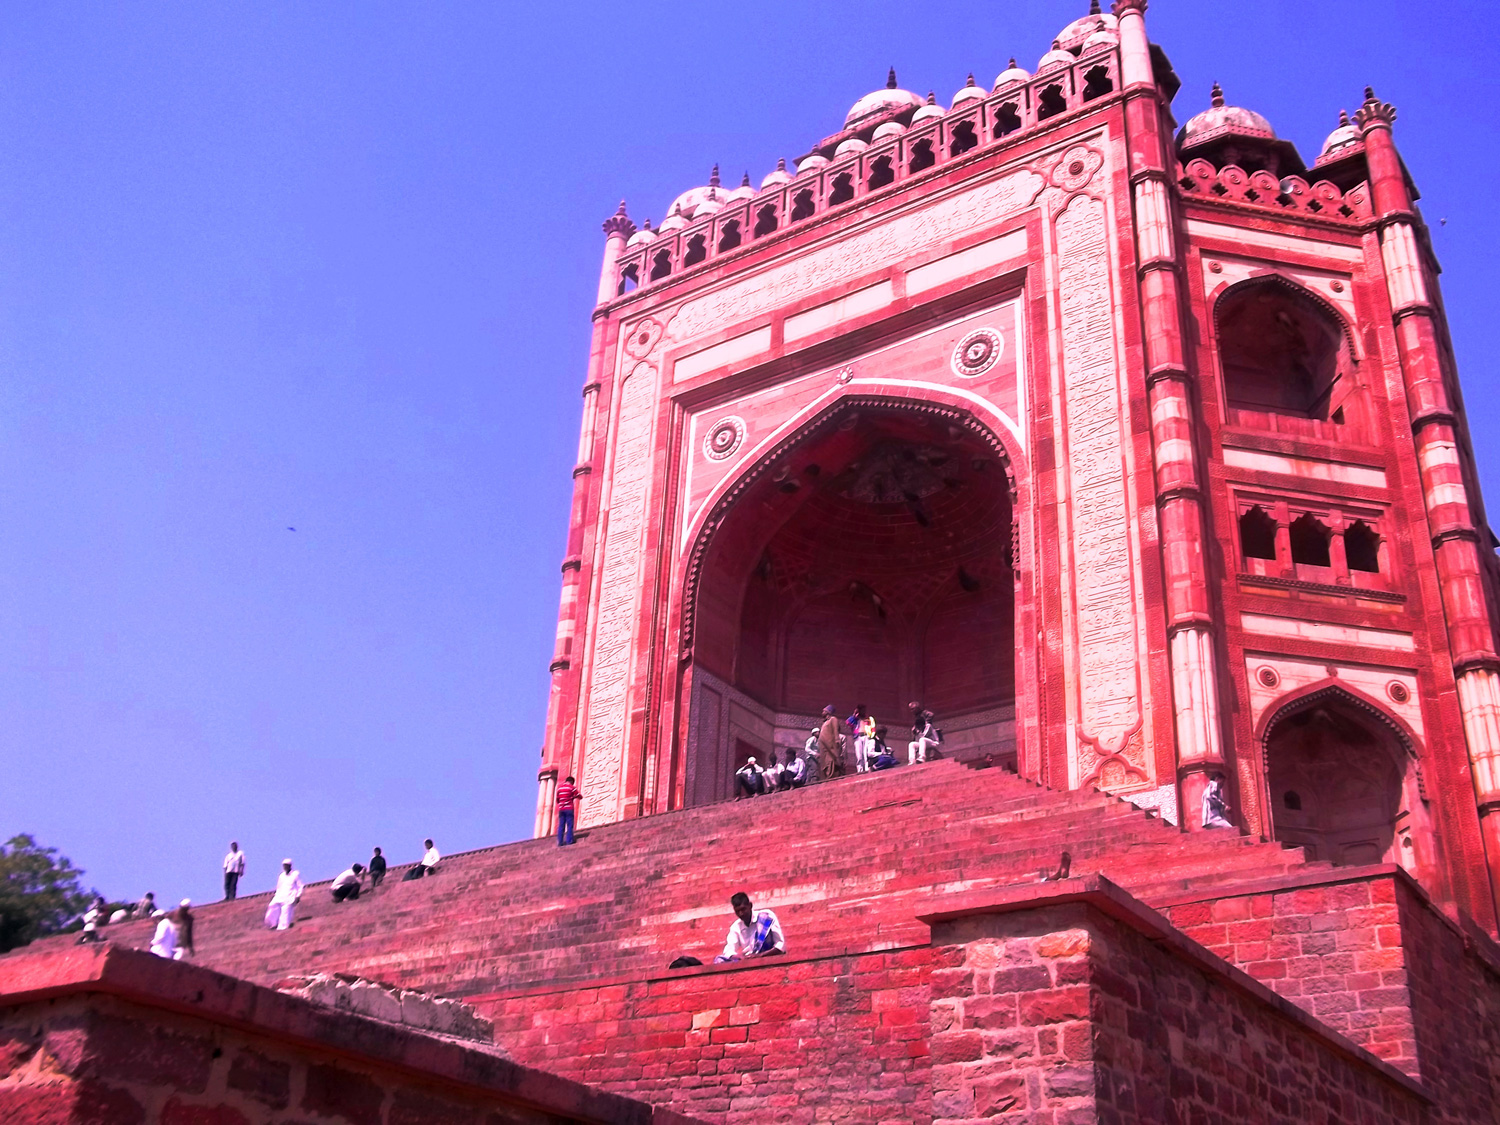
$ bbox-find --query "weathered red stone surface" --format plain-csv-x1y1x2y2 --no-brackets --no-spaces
0,944,706,1124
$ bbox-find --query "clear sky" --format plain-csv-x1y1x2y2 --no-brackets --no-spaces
1,1,1496,907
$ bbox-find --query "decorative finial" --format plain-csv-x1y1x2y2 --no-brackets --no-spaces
709,163,720,187
927,90,936,104
1008,58,1018,69
1339,108,1350,126
643,218,652,231
1354,85,1397,130
887,67,898,89
601,200,635,239
1210,82,1224,108
776,157,787,171
1090,0,1102,13
966,73,976,87
741,171,751,187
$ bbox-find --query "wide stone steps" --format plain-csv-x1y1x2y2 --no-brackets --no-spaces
32,761,1318,996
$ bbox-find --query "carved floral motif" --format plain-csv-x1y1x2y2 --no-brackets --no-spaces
1050,145,1104,192
951,328,1006,379
1055,193,1144,774
624,318,664,359
703,416,746,462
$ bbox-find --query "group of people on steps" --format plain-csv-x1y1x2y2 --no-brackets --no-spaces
736,702,941,798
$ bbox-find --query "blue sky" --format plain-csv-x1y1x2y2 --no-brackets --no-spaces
1,1,1495,906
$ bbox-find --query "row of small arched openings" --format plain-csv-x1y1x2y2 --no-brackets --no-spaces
621,64,1116,291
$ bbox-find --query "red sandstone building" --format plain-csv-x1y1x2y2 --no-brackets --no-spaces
538,0,1500,932
6,4,1500,1123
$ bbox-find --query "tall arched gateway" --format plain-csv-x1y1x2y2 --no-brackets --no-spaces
532,21,1500,928
681,400,1018,806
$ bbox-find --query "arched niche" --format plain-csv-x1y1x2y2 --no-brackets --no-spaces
681,400,1018,805
1260,685,1434,874
1214,275,1363,440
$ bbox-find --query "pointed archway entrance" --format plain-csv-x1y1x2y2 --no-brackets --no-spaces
680,400,1017,806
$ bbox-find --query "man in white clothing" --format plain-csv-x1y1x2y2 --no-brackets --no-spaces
713,892,785,963
265,859,303,930
223,841,246,901
404,839,441,881
330,863,365,903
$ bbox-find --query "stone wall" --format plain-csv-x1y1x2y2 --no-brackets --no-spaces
922,880,1432,1125
0,946,703,1125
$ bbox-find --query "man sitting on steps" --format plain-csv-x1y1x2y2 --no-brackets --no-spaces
713,891,785,963
331,863,365,903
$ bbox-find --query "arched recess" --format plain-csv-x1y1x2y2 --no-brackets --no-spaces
1256,683,1436,877
1212,274,1365,441
677,395,1022,807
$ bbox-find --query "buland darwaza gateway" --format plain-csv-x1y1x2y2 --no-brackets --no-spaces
5,4,1500,1124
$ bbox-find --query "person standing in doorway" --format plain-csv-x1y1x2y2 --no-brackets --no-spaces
222,841,246,901
818,706,843,780
849,705,876,773
802,727,823,784
556,776,582,846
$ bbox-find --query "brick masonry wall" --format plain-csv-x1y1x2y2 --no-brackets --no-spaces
0,988,700,1125
926,898,1430,1125
479,947,936,1125
1161,870,1419,1070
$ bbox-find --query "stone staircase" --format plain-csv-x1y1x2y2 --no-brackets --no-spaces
37,761,1326,998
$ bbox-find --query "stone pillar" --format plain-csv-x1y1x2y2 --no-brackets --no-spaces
1357,88,1500,918
534,205,632,836
1115,0,1226,826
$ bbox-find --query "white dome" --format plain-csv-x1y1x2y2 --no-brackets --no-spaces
658,204,689,233
760,159,793,189
912,93,946,123
835,138,870,157
1081,27,1118,52
626,223,657,248
1038,41,1075,71
728,172,756,200
1320,110,1361,158
846,68,925,127
952,74,986,108
795,154,830,177
667,167,729,221
994,59,1031,89
1177,84,1275,150
1056,8,1117,53
872,120,907,141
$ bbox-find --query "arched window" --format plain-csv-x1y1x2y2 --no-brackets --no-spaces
1344,520,1381,573
1082,66,1113,101
1215,279,1354,422
790,189,816,222
1239,506,1278,561
948,121,978,157
908,139,935,174
867,156,894,190
717,219,742,253
993,103,1022,139
829,172,854,206
683,233,707,268
1289,513,1332,568
616,263,639,295
1037,85,1067,120
649,250,672,282
753,204,778,239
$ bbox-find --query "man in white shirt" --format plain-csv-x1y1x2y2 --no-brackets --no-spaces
223,841,246,901
734,758,766,799
265,859,304,930
330,863,365,903
404,839,441,881
713,892,785,963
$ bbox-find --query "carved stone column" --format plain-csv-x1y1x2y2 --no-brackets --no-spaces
534,205,632,836
1357,90,1500,917
1115,0,1227,827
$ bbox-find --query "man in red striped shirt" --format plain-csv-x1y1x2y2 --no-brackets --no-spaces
556,776,582,846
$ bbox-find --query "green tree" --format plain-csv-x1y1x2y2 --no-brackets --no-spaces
0,834,93,952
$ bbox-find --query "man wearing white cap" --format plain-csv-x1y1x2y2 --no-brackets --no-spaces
734,756,765,799
265,859,303,931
